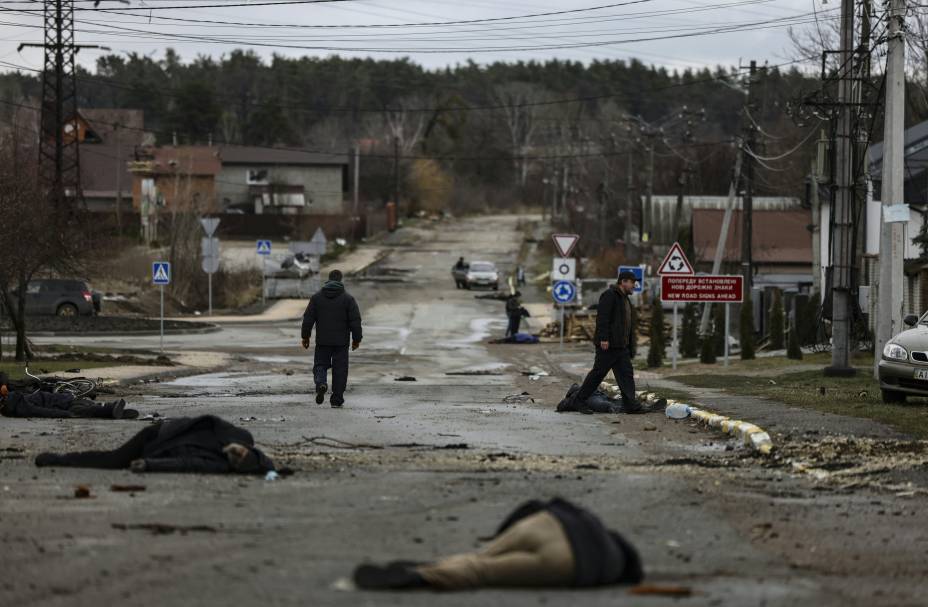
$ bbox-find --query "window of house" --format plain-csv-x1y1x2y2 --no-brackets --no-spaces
246,169,269,185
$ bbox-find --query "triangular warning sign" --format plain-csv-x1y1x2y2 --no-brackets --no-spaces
657,242,694,275
552,233,579,257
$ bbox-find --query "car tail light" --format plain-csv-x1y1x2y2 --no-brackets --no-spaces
82,290,92,302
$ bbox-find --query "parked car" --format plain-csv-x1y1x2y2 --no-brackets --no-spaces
463,261,500,290
878,312,928,403
20,279,100,317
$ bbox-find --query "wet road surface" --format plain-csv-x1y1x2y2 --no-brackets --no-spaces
3,215,927,606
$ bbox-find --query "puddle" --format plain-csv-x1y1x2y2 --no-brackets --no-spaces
437,318,505,349
250,355,300,363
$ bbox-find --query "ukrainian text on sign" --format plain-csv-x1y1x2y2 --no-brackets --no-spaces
660,275,743,303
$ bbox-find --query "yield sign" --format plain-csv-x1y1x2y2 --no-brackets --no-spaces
552,233,579,257
199,217,220,237
657,241,695,275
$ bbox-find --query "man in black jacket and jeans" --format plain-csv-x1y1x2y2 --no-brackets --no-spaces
571,271,641,413
301,270,363,408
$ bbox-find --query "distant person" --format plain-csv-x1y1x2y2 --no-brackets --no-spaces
455,257,467,270
505,291,529,338
516,265,526,287
35,415,276,474
301,269,363,408
570,271,641,413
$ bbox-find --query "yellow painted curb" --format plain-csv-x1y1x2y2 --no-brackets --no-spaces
598,382,775,455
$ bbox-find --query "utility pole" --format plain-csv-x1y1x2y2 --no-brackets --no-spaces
825,0,857,376
115,121,122,235
392,135,400,209
673,162,691,238
353,142,360,214
644,139,655,245
741,61,757,296
626,150,635,260
598,181,608,248
875,0,907,377
18,0,109,206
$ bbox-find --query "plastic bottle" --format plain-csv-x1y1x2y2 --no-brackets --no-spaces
264,470,279,481
665,403,692,419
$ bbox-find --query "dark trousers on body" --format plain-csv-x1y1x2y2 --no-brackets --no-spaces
575,346,636,407
506,314,522,338
44,425,160,468
314,345,349,399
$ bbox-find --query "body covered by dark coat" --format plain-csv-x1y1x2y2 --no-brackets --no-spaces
1,390,77,418
495,498,643,586
301,281,363,347
594,286,637,355
35,415,276,474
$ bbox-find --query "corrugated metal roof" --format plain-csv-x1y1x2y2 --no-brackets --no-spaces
218,145,349,166
692,208,813,264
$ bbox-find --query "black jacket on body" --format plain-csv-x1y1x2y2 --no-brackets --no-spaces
142,415,275,474
1,390,76,418
495,498,644,587
594,286,637,355
301,281,363,347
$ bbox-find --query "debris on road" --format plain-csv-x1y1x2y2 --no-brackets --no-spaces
111,523,217,535
395,376,417,382
110,484,146,493
73,485,92,499
629,584,693,597
503,392,535,404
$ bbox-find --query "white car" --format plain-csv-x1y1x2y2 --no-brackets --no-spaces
465,261,500,290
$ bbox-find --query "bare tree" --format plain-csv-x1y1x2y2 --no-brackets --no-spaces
382,95,429,154
492,82,549,189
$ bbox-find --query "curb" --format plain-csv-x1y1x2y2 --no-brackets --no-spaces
28,324,222,337
599,382,775,455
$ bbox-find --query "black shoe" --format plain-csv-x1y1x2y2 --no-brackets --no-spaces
122,408,140,420
330,395,344,408
622,402,645,414
111,398,126,419
315,384,327,405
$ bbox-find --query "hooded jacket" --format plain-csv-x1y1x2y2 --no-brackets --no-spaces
301,280,363,347
1,390,77,418
594,285,637,354
494,498,643,587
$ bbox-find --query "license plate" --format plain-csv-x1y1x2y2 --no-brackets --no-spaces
914,369,928,380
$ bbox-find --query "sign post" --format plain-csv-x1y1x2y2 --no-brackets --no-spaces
552,280,577,351
152,262,171,353
256,239,272,305
657,242,695,370
724,303,730,367
199,217,220,316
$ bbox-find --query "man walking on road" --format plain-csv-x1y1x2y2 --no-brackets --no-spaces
571,271,641,413
301,269,362,408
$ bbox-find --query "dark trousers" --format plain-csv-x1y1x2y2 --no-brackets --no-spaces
506,314,521,337
314,345,350,399
575,346,636,407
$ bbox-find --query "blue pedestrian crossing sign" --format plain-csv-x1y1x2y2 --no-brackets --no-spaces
618,265,645,294
152,262,171,285
256,240,272,256
552,280,577,304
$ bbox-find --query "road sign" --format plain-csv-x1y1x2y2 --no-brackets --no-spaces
552,257,576,282
152,262,171,285
552,233,579,257
199,217,220,237
660,275,743,303
618,265,645,294
657,241,695,275
256,239,272,256
552,280,577,304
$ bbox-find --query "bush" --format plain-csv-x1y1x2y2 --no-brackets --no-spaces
713,303,726,356
787,321,803,360
740,290,756,360
647,303,665,368
699,332,717,364
681,303,700,358
768,288,785,350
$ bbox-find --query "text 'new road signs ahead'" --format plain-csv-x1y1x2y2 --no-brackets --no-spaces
660,275,743,303
552,280,577,304
256,240,272,255
152,262,171,285
552,233,579,257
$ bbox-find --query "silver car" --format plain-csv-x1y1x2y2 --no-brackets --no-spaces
464,261,500,290
878,313,928,403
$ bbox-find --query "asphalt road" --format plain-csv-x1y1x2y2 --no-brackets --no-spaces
3,215,926,607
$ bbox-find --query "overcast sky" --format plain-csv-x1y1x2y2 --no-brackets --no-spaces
0,0,828,75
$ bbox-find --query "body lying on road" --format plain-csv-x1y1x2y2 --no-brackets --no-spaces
34,415,276,474
1,375,137,420
353,498,643,590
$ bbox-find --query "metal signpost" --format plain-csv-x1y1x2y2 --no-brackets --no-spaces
152,261,171,354
199,217,220,316
660,274,744,367
552,279,577,350
256,239,272,304
657,242,695,370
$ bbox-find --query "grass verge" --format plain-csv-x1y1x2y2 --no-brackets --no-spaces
0,360,130,380
673,368,928,439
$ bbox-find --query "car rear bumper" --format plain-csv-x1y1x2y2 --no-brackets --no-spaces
878,359,928,395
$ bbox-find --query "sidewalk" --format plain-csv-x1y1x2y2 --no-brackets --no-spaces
51,351,231,385
192,299,306,324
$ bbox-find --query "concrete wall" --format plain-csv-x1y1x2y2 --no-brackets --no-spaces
217,164,345,215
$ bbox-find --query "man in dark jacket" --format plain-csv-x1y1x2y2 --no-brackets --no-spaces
572,271,641,413
505,291,528,338
301,269,363,408
34,415,275,474
353,497,643,590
